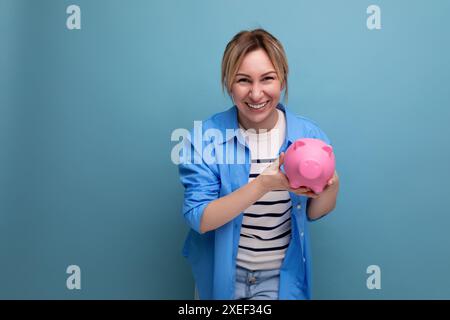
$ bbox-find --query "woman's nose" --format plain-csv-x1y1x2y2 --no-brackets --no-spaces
249,84,264,101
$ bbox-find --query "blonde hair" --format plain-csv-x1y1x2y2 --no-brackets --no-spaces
221,29,289,103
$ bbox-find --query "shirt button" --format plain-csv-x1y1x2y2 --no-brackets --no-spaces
296,204,301,210
303,257,306,263
300,232,304,237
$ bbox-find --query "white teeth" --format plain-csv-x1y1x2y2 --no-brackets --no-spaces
247,101,268,109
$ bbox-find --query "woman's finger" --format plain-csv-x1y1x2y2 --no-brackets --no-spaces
291,189,318,198
289,187,307,193
278,152,285,168
306,192,319,199
329,171,338,185
290,188,312,195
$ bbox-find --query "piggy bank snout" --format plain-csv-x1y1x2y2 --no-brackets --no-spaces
299,159,322,180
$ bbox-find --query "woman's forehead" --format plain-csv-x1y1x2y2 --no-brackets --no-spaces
236,51,276,76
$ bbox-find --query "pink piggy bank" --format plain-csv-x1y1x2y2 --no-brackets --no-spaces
284,138,335,193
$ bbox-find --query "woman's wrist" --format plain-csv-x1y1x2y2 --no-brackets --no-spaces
254,175,271,194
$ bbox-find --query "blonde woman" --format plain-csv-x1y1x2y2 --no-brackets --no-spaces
179,29,339,300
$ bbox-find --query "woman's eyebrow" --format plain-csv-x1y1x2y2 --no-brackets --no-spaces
236,71,277,77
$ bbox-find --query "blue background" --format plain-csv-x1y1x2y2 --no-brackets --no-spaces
1,0,449,299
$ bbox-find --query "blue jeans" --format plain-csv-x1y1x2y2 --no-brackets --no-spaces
234,265,280,300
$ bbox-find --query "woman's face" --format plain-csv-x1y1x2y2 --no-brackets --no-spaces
231,49,284,131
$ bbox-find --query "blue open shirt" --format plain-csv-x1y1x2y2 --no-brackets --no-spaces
178,103,331,299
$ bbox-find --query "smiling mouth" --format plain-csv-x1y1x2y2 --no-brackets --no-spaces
245,101,269,110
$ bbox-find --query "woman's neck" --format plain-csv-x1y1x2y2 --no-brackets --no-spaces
238,108,279,133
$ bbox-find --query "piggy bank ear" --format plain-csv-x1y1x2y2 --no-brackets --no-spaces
322,145,333,157
293,140,305,151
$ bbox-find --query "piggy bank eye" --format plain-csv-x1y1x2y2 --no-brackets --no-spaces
293,140,305,151
322,145,333,156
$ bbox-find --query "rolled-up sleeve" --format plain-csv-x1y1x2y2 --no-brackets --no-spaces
178,142,220,234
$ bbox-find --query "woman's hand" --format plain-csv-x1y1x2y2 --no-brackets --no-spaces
306,170,339,200
257,152,318,198
325,170,339,189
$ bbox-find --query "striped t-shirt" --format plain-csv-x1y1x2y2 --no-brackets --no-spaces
236,109,292,271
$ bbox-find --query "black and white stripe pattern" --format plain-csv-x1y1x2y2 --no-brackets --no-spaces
237,160,292,271
236,110,291,271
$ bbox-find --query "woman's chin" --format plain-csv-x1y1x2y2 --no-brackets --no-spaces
239,106,277,129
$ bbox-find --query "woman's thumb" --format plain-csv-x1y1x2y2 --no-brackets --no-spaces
278,152,285,168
